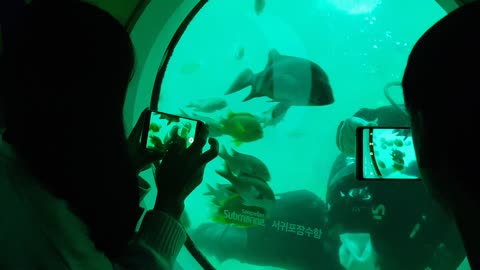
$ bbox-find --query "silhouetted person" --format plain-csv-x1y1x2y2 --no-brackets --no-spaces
2,0,143,258
1,0,26,129
0,1,217,269
402,1,480,269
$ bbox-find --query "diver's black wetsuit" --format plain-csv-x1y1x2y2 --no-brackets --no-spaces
190,106,466,270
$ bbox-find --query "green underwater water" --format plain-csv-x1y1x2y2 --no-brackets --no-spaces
139,0,472,269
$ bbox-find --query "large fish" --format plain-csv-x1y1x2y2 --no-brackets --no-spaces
218,143,271,182
215,164,275,210
226,49,334,106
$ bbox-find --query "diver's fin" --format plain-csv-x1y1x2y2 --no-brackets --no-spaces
226,69,255,95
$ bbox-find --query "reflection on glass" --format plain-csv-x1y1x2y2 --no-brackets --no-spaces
154,0,470,270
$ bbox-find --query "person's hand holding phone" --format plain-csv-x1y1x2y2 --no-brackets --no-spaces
153,125,219,220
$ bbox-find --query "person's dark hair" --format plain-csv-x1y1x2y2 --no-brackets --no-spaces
2,0,139,257
403,1,480,113
402,1,480,169
402,3,480,268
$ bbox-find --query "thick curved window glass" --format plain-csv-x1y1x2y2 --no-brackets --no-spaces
155,1,471,269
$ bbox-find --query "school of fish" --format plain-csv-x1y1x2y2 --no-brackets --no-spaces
176,20,335,223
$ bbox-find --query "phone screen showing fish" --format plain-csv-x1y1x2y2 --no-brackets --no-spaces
142,110,203,151
356,127,421,181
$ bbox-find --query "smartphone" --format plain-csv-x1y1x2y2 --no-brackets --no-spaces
356,127,421,181
142,110,204,151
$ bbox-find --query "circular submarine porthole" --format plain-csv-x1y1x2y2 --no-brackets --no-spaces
145,1,461,270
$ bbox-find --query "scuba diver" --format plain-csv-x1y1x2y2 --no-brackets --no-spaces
189,83,467,270
191,189,341,270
